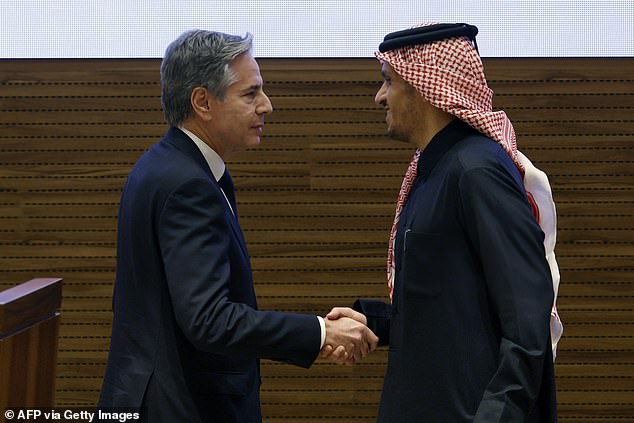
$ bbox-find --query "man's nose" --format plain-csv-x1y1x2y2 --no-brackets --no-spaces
375,83,387,106
258,92,273,115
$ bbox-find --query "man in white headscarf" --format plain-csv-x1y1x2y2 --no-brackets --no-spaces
324,23,562,422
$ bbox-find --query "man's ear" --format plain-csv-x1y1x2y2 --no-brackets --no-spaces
191,87,213,121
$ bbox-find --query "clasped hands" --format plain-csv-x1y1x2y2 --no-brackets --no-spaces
319,307,378,365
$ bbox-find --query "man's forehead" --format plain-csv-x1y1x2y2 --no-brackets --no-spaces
228,53,263,84
379,60,392,75
229,52,257,70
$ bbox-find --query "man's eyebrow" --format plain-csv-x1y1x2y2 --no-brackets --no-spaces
242,83,262,92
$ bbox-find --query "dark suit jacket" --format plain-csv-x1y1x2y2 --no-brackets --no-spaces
99,128,321,422
355,121,557,422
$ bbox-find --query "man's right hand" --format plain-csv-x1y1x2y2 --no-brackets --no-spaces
321,316,378,365
326,307,367,325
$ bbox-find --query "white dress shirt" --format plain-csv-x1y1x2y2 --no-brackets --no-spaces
179,127,234,214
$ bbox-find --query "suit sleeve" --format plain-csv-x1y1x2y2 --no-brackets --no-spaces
352,299,391,346
157,177,321,368
458,160,554,421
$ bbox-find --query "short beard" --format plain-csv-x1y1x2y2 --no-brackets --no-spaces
386,127,410,144
385,85,419,144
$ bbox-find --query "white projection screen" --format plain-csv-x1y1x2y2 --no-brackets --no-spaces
1,0,632,58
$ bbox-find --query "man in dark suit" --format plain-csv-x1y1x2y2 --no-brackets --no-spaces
98,30,378,423
325,24,561,422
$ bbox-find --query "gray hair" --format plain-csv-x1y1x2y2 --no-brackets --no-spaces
160,30,253,127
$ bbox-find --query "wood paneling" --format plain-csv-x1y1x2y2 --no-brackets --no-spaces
0,57,632,421
0,279,62,409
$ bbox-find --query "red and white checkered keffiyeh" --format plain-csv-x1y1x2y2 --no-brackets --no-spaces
380,23,563,358
386,148,420,295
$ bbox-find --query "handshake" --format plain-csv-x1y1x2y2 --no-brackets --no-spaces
319,307,379,366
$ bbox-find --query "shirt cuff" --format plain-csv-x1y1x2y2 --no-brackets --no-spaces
316,316,326,349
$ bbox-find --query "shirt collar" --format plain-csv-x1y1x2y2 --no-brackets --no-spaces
178,126,225,182
417,119,476,181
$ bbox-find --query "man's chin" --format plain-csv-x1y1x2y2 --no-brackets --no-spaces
386,128,409,144
247,137,261,148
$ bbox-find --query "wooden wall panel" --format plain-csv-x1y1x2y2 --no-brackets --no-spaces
0,57,632,421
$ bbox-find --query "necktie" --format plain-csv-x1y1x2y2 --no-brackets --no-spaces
387,149,420,301
218,170,238,216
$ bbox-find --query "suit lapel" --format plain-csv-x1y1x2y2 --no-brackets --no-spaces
162,128,250,260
